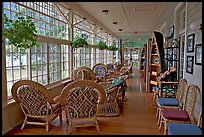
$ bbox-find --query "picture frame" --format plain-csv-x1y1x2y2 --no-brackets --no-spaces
169,26,174,39
186,56,194,74
195,44,202,65
187,33,195,52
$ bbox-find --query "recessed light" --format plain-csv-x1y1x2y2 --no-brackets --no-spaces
102,10,108,14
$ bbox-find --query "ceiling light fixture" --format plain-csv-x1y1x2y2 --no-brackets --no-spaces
102,10,109,15
113,22,117,25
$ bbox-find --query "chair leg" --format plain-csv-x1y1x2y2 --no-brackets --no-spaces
164,120,168,135
95,120,100,132
156,106,159,118
46,120,49,132
59,113,62,122
159,116,163,130
68,122,72,134
46,123,49,132
157,108,161,126
21,116,27,130
152,93,155,105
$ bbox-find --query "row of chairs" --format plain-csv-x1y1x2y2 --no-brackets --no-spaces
11,63,131,134
153,78,202,135
70,65,129,115
12,79,121,134
71,63,133,82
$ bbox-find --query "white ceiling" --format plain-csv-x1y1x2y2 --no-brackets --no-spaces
64,2,166,41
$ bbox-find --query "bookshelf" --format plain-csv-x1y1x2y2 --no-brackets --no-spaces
140,44,147,82
148,31,166,93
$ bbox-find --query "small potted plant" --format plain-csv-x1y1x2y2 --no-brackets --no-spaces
2,13,40,49
70,35,88,48
96,41,108,50
107,43,118,51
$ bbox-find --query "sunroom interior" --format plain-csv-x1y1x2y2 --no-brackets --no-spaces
2,2,202,135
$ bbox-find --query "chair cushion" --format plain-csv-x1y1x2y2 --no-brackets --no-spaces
168,122,202,135
157,98,179,107
161,108,190,121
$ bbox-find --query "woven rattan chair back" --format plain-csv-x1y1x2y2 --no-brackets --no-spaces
60,80,106,134
197,107,202,128
92,63,108,82
183,84,199,124
11,80,62,131
71,68,84,81
97,85,120,117
71,66,96,81
119,62,133,77
175,78,188,107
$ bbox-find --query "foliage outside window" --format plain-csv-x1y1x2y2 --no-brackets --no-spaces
2,13,40,49
122,36,148,48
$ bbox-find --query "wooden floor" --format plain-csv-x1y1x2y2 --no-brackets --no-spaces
5,68,163,135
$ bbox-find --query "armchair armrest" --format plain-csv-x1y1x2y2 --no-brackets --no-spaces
53,95,60,104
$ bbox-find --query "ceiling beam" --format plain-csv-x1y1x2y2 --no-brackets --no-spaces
119,2,131,32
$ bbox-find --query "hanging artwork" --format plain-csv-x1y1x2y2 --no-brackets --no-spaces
195,44,202,65
186,56,194,74
187,33,195,52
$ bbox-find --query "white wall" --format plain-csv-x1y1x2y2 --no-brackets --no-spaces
184,2,202,93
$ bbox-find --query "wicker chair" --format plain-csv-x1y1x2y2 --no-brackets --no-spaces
160,84,199,135
112,62,133,78
71,66,97,81
106,63,116,79
60,80,106,134
114,63,124,71
11,80,62,131
92,63,108,82
100,75,128,108
97,82,121,117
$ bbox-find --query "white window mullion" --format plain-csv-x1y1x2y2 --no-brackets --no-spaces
47,43,50,84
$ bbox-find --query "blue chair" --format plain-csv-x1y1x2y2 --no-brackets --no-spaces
168,106,202,135
168,122,202,135
156,78,188,126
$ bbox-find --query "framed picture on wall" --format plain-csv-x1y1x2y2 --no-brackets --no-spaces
186,56,194,74
169,26,174,39
187,33,195,52
195,44,202,65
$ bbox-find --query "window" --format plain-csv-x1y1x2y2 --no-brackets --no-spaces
96,49,105,64
73,13,94,44
6,40,29,97
73,47,94,68
30,41,70,85
3,2,70,98
3,2,115,100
